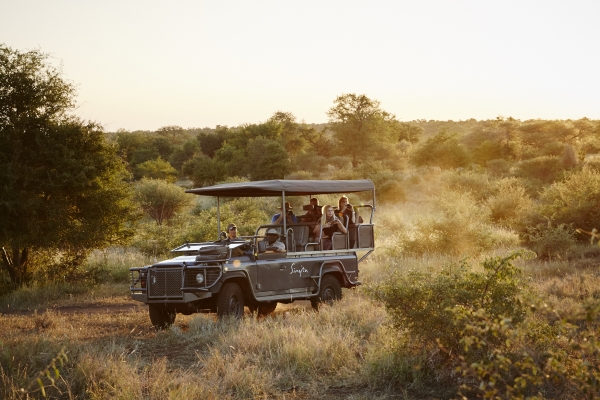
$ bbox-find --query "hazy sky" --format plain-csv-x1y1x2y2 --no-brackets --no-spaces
2,1,599,131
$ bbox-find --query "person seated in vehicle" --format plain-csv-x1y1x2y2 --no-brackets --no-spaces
271,201,297,224
261,228,286,253
335,195,354,226
225,223,246,256
313,205,347,250
299,197,321,224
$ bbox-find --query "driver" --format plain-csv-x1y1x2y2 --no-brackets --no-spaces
262,228,286,253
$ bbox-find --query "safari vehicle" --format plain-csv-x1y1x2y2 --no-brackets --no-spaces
130,179,376,329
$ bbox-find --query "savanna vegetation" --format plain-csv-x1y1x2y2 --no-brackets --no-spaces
2,44,600,399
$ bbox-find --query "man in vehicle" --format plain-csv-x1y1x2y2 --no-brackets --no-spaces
261,228,286,252
225,223,246,256
300,197,321,224
271,202,297,224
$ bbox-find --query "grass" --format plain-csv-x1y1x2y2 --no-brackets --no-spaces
1,202,600,398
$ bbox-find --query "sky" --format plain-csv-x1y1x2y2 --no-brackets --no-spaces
2,1,599,131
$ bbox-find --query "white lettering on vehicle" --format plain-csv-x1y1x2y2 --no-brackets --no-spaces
290,264,309,277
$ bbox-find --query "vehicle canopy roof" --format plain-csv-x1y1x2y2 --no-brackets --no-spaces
185,179,375,198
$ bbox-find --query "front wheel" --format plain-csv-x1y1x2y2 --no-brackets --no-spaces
149,305,176,330
217,282,245,318
311,275,342,310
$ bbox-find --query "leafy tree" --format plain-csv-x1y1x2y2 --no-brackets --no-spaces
134,178,189,225
133,157,178,182
168,137,199,172
0,44,137,287
410,129,470,169
197,127,226,158
156,125,186,145
327,93,398,167
393,121,423,143
183,154,227,187
246,137,291,180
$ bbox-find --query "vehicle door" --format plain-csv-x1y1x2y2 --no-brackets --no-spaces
285,257,319,294
256,258,289,295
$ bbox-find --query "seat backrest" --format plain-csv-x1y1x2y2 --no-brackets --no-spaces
257,240,267,253
332,233,348,250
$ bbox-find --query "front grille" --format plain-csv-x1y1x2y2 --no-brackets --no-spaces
148,268,183,298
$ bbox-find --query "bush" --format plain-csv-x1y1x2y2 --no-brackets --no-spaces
486,158,511,178
535,167,600,236
451,299,600,399
485,178,532,228
397,190,498,256
134,178,189,225
133,157,178,182
439,170,493,201
522,221,577,260
516,155,564,185
367,252,527,353
410,129,471,169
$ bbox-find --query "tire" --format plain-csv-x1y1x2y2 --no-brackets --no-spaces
311,275,342,310
217,282,245,318
257,302,278,316
149,305,176,330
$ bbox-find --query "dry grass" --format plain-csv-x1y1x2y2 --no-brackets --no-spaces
2,198,600,398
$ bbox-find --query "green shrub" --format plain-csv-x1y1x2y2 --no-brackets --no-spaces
516,155,564,185
367,252,527,353
535,167,600,237
522,221,577,260
452,299,600,399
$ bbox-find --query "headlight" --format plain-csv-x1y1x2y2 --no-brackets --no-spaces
195,273,204,284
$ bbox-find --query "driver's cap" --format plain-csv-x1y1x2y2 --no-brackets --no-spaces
266,228,279,236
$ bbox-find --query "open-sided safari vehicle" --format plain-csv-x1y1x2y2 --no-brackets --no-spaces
130,179,376,329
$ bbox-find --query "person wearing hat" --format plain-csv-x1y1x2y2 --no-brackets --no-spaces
226,223,242,241
224,222,247,256
271,201,297,224
262,228,286,252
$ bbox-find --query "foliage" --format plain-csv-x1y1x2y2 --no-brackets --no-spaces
485,178,532,228
439,170,493,201
535,167,600,236
246,137,291,180
133,157,178,182
522,221,577,260
516,155,565,186
327,93,398,167
0,45,137,287
134,178,190,225
397,190,503,256
367,252,527,352
183,154,227,187
450,298,600,399
132,197,268,256
410,129,470,169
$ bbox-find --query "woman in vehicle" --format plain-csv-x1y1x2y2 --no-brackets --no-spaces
335,195,355,226
313,205,347,250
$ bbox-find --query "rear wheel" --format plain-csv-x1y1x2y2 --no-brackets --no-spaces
311,275,342,310
217,282,245,318
149,305,176,330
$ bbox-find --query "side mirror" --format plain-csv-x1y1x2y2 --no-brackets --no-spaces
219,231,227,240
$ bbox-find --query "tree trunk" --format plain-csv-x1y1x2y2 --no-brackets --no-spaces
1,245,29,287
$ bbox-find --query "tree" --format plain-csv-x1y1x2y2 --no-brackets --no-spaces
246,137,291,180
183,154,227,187
327,93,398,167
134,157,178,182
0,45,137,287
134,179,189,225
410,129,471,169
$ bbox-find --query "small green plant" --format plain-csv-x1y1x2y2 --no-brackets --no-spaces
523,221,576,260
